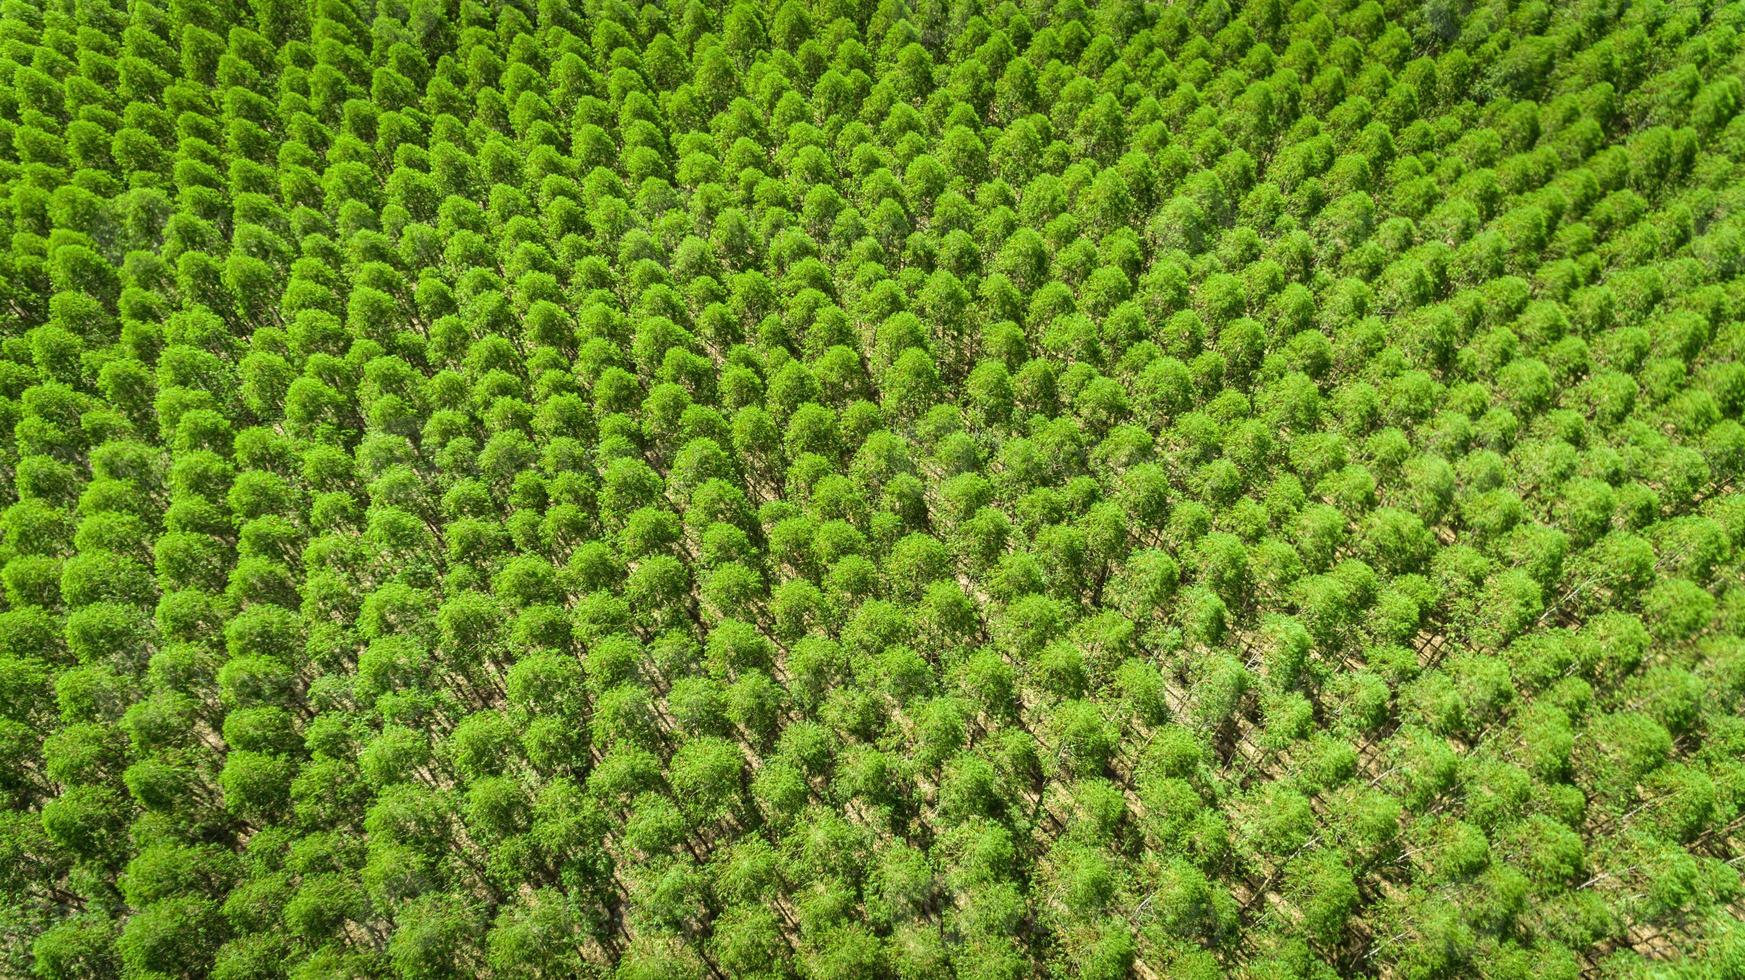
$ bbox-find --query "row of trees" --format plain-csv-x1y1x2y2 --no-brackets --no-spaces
0,0,1742,976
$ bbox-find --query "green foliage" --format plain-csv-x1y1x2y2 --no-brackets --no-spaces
0,0,1740,977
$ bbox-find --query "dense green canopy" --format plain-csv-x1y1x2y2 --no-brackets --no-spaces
0,0,1743,976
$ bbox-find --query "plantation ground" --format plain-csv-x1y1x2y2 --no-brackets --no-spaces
1,0,1744,977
